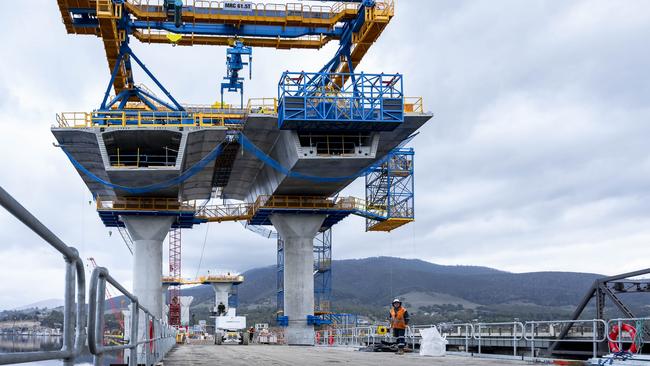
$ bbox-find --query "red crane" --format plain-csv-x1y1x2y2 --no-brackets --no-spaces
168,228,182,327
87,257,125,330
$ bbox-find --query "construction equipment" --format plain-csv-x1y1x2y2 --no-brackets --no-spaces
54,0,432,346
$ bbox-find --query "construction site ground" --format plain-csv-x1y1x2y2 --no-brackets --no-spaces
163,344,528,365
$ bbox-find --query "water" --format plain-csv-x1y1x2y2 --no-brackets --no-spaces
0,334,119,365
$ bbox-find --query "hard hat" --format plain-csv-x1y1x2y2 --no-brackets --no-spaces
392,298,401,304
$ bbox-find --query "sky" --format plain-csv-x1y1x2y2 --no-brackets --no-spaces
1,0,650,309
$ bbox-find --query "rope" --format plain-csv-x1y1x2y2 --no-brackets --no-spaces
61,132,406,194
60,142,225,194
598,351,633,365
237,133,389,183
195,223,210,278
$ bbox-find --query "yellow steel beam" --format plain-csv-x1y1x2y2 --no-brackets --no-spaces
124,1,359,27
132,30,331,49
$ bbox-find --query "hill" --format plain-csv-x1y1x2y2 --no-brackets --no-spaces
183,257,623,324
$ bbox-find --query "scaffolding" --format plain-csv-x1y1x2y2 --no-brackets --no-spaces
365,148,415,232
276,235,284,316
314,229,332,314
168,227,181,327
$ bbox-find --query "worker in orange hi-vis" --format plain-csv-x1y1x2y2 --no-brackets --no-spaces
388,298,410,355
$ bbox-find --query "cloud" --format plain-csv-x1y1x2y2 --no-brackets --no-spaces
2,0,650,308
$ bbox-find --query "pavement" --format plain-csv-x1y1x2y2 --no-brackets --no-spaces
163,344,530,365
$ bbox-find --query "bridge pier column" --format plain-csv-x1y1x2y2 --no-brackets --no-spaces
122,216,173,363
211,283,233,314
271,214,326,346
123,216,174,320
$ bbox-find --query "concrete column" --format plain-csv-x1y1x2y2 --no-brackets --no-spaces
161,284,170,323
122,216,174,320
270,214,326,346
211,283,233,314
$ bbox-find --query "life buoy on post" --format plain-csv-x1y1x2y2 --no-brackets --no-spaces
609,324,638,354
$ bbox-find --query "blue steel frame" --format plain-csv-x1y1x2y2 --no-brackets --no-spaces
314,228,332,313
278,71,404,130
221,40,252,108
365,148,415,230
100,42,184,112
228,284,239,309
276,235,285,318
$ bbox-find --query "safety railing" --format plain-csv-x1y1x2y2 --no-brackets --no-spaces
606,317,650,355
474,322,525,356
404,97,424,113
247,97,278,115
195,202,254,222
96,196,195,212
55,110,244,129
278,71,404,129
325,318,621,360
0,187,87,366
88,267,176,366
253,195,337,211
127,0,360,25
431,323,474,352
526,319,606,359
109,153,177,168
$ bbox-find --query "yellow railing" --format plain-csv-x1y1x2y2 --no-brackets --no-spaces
96,0,122,19
127,0,359,25
404,97,424,113
253,195,336,211
94,194,408,231
195,202,253,222
55,111,243,129
197,274,244,283
96,197,195,212
162,274,245,285
58,95,421,129
247,98,278,115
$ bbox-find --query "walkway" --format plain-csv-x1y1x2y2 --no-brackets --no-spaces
163,344,529,365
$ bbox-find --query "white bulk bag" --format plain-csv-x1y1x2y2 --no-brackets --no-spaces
419,326,448,357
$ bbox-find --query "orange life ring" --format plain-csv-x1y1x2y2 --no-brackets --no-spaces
609,323,638,354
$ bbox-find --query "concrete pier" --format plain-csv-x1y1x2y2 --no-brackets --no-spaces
270,214,326,346
211,283,232,314
122,216,174,319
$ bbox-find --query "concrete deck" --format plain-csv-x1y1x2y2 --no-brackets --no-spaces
163,345,528,365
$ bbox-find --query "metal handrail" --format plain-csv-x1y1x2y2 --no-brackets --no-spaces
606,317,650,354
0,187,87,366
524,319,607,342
88,267,176,366
526,319,606,359
473,321,524,356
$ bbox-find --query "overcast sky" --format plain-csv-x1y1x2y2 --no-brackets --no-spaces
1,0,649,309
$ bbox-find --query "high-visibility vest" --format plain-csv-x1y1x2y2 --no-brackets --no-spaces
390,307,407,329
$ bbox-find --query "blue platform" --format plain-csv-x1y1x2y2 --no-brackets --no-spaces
278,72,404,131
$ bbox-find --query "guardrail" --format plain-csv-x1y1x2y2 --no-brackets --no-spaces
606,317,650,355
474,322,525,356
321,318,649,360
89,267,176,366
0,186,176,365
526,319,606,359
0,187,86,366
